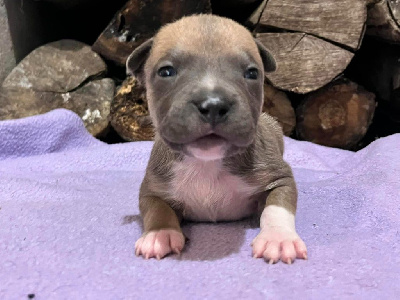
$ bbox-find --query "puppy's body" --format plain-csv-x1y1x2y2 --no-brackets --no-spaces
171,155,258,222
128,15,307,263
143,113,289,222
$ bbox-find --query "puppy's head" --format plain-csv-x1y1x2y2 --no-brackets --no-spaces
127,15,276,160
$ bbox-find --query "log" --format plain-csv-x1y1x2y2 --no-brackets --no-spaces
296,79,376,150
262,83,295,136
92,0,211,66
109,76,154,141
253,0,366,94
366,0,400,43
256,33,353,93
257,0,367,50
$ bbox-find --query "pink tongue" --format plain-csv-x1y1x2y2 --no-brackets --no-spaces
189,134,226,150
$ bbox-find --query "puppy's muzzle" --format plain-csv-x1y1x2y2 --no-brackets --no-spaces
192,96,233,127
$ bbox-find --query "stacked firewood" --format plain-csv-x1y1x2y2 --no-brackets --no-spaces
94,0,399,150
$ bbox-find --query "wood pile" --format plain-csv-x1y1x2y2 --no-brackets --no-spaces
98,0,383,150
6,0,400,150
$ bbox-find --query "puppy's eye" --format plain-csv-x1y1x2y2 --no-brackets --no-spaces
157,66,177,77
244,68,259,80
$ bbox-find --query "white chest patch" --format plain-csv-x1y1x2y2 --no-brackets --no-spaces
170,157,259,222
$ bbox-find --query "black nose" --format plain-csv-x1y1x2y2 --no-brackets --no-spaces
194,97,232,125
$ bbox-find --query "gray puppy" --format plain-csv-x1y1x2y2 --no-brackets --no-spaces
126,14,307,264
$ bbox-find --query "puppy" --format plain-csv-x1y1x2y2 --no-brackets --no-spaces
126,14,307,264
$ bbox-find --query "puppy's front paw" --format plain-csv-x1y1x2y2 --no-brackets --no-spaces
135,229,185,260
251,229,307,264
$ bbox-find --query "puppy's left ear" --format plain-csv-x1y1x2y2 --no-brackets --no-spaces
254,39,276,73
126,38,153,76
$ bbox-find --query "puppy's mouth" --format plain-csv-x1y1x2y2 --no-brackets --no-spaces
162,133,229,161
185,134,228,161
187,134,227,149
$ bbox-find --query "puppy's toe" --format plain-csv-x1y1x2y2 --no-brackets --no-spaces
135,229,185,260
252,229,307,264
294,239,308,260
135,236,145,256
251,237,268,258
168,230,185,254
263,241,281,264
139,231,157,259
153,231,172,259
280,240,296,264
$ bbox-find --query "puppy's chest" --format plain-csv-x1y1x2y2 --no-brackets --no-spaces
169,158,258,222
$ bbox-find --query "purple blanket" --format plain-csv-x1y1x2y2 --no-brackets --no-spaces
1,109,399,299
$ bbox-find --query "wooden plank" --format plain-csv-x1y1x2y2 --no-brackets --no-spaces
256,32,354,93
259,0,367,50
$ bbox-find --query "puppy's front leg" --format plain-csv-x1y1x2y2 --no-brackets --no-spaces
252,181,307,264
135,195,185,259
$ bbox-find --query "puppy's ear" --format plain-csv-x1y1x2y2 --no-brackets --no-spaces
126,38,153,76
254,39,276,73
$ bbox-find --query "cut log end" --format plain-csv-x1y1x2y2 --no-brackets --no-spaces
253,0,366,94
296,79,376,150
257,33,353,94
257,0,366,50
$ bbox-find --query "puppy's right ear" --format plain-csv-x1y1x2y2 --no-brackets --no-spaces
254,39,276,73
126,38,153,76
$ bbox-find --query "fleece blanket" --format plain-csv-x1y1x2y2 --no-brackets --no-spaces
0,109,399,300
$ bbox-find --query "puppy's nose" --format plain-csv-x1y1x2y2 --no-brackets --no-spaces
194,97,232,125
